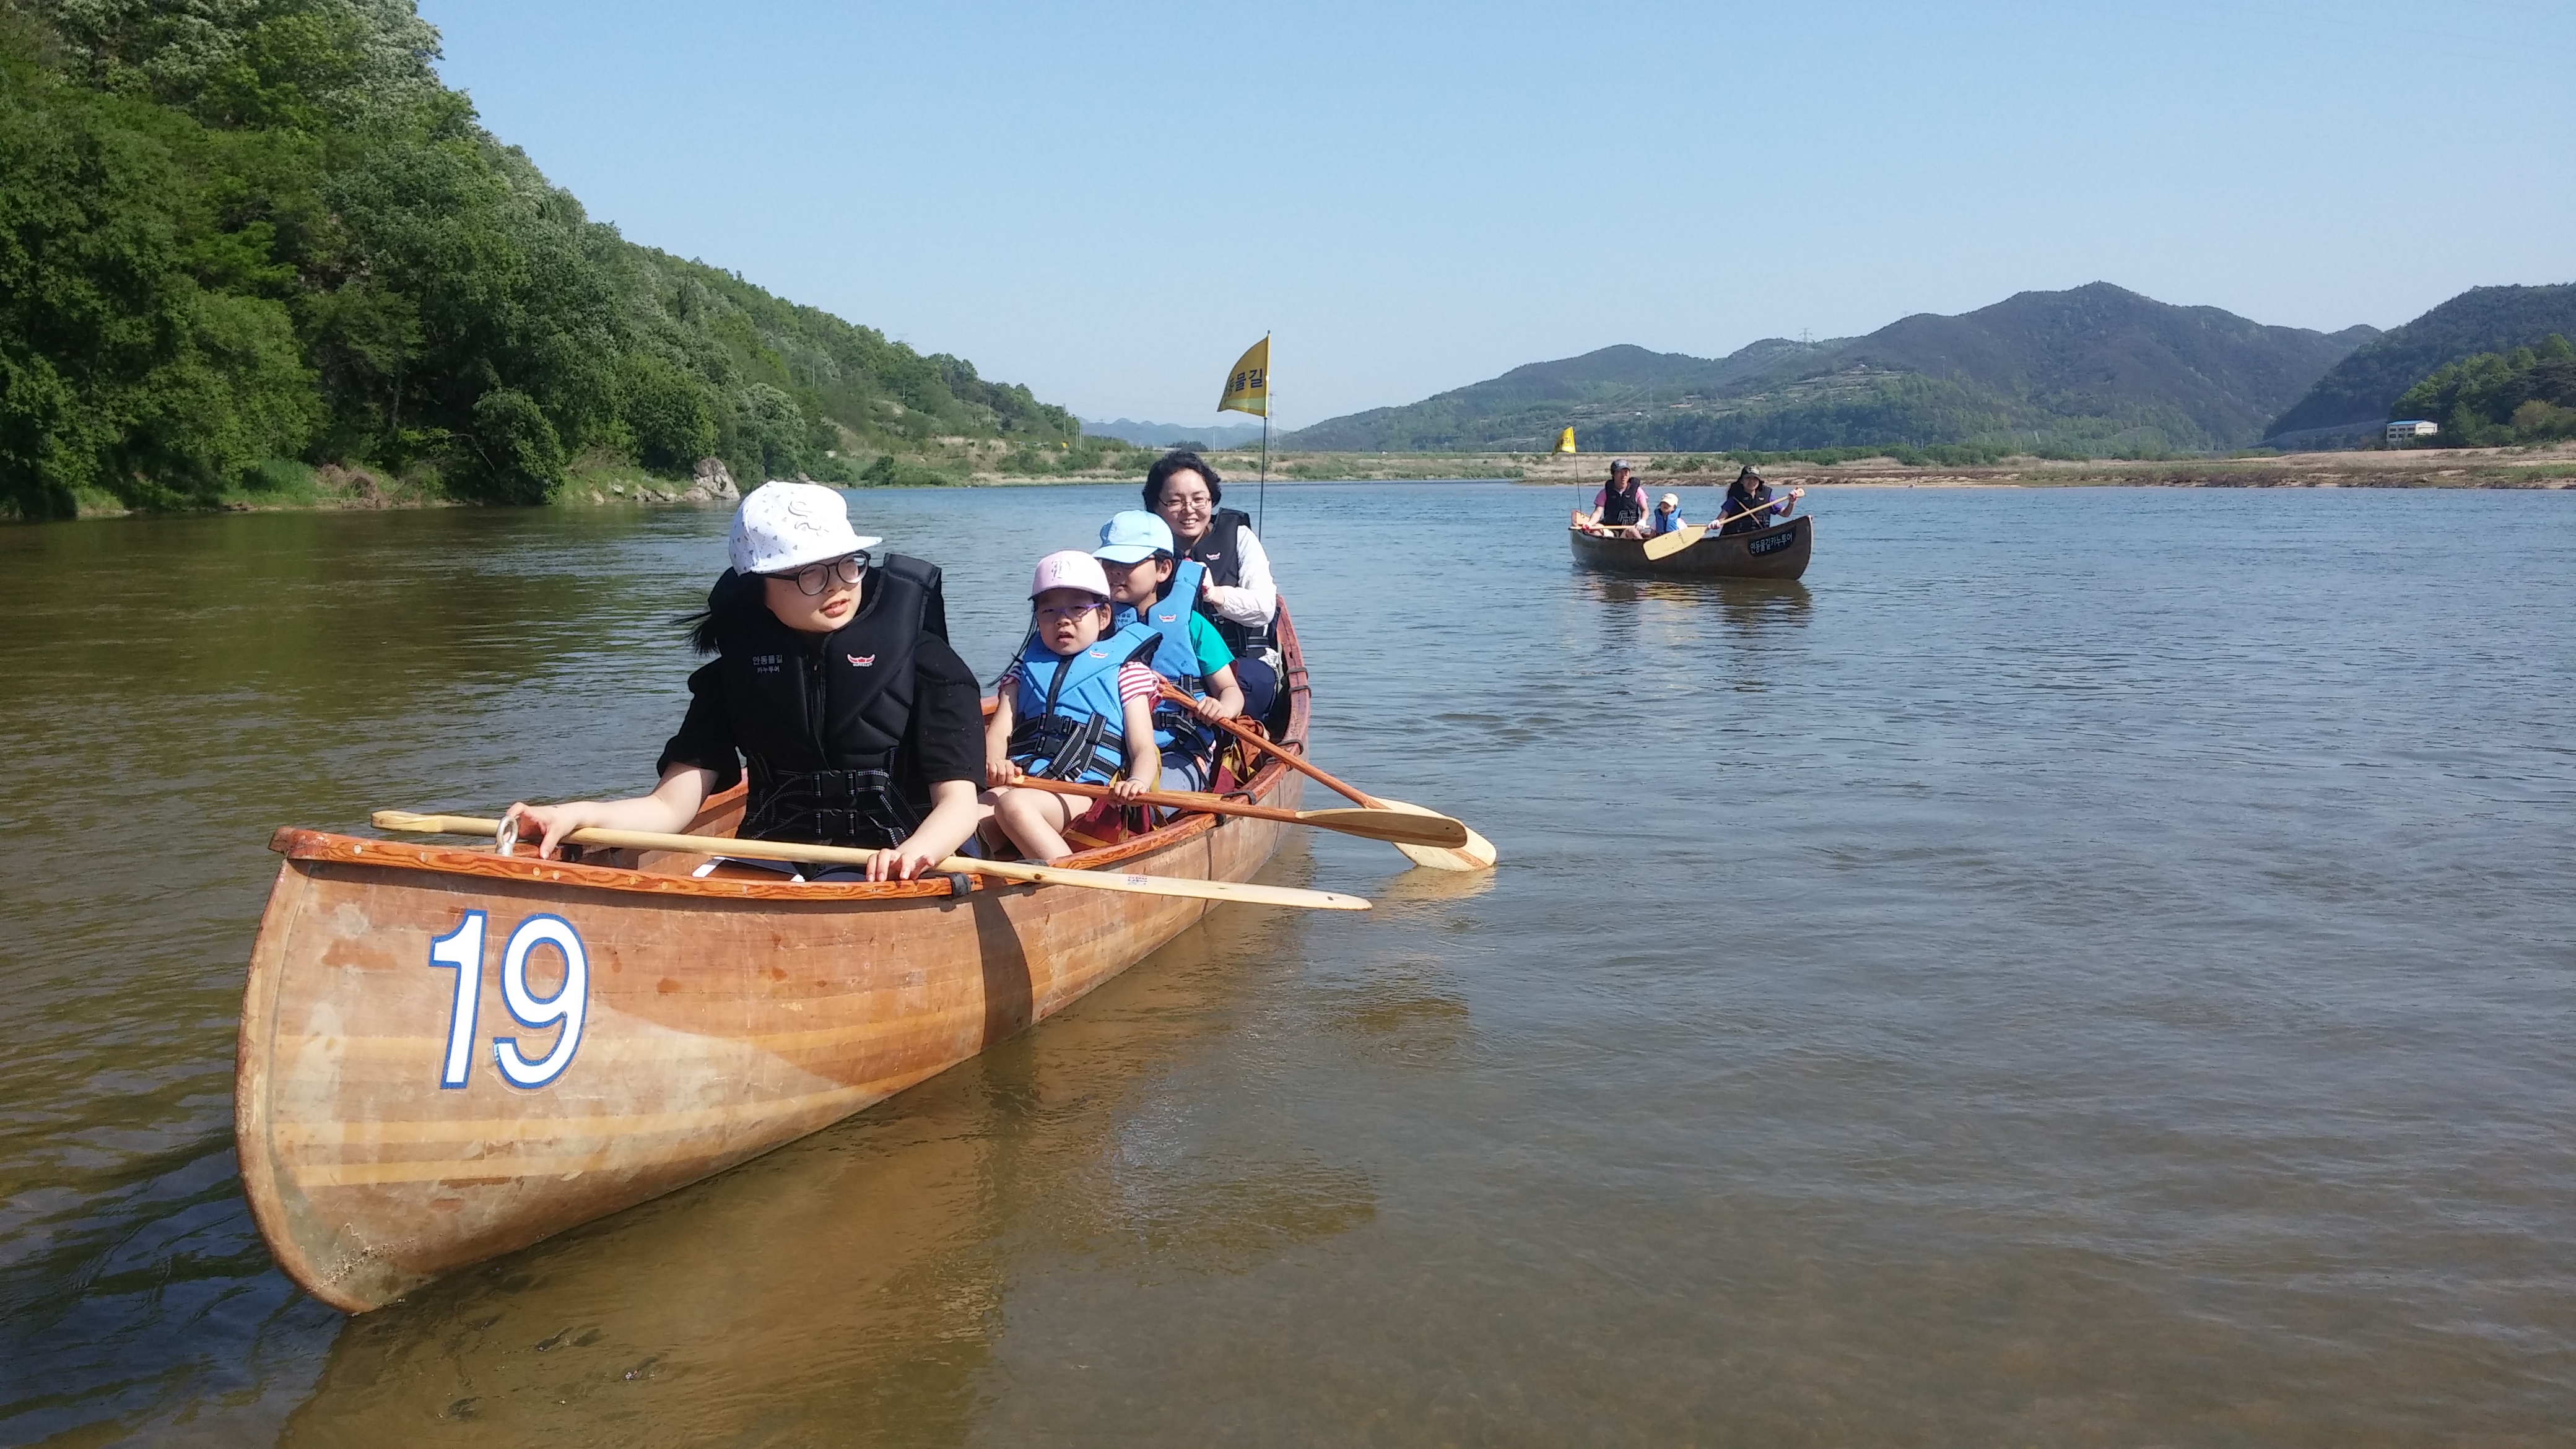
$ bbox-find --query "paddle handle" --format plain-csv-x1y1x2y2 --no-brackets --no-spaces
378,812,924,871
1159,684,1383,809
368,811,1368,910
1001,774,1306,827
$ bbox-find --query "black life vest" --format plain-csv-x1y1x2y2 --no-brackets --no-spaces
1720,482,1773,536
710,554,948,850
1177,507,1277,658
1601,476,1645,526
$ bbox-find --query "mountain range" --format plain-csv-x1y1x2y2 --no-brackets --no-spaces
1283,284,2381,456
1081,418,1268,449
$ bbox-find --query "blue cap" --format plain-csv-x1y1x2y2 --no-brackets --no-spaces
1095,510,1174,564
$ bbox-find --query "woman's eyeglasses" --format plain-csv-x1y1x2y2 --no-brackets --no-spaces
772,552,868,596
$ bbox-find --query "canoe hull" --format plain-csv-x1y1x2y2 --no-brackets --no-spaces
1568,515,1812,580
237,623,1310,1312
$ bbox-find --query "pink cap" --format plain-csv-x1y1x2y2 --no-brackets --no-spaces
1029,549,1112,600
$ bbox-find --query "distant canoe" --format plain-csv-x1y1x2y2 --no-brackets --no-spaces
1568,516,1812,580
235,611,1314,1312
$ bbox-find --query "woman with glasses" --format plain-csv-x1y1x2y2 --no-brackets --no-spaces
1142,451,1281,726
504,481,986,881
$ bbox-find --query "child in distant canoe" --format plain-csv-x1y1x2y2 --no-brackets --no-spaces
1094,510,1247,793
983,550,1166,861
1648,492,1687,536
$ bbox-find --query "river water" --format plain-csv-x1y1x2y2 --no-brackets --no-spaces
2,482,2571,1445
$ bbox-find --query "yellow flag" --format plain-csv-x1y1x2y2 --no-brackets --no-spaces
1556,427,1576,454
1218,335,1269,417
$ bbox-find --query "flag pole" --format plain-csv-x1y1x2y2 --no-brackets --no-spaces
1258,333,1270,533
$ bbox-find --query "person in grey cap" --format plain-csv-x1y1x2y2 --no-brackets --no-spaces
1586,459,1649,537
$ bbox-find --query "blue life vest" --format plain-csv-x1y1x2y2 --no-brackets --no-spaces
1008,621,1164,783
1650,510,1682,536
1112,561,1219,765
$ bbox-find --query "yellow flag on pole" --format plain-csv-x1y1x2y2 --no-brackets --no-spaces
1218,336,1269,417
1556,427,1577,454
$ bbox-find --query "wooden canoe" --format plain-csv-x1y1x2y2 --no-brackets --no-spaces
235,607,1316,1312
1569,515,1812,580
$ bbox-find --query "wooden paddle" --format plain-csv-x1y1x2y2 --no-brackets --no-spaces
999,775,1471,848
1640,487,1806,560
370,811,1370,912
1160,685,1498,872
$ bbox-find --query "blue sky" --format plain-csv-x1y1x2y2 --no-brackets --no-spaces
419,0,2575,429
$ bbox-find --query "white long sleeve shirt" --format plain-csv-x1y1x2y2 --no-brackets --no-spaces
1201,524,1277,637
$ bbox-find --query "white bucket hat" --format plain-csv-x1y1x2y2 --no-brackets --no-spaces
728,481,879,576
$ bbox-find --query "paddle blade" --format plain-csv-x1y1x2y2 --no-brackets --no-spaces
1297,806,1471,848
1370,797,1499,871
1641,526,1704,560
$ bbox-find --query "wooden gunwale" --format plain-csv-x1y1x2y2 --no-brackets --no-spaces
236,607,1314,1312
1567,515,1812,580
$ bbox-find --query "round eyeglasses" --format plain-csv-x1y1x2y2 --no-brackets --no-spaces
771,552,868,596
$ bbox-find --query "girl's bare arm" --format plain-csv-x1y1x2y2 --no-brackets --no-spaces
505,764,717,860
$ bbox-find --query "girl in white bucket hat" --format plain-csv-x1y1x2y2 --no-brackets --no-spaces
505,481,986,881
980,549,1168,861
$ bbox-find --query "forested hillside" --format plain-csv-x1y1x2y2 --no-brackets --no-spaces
0,0,1075,520
1284,284,2375,458
2263,284,2576,444
2387,335,2576,446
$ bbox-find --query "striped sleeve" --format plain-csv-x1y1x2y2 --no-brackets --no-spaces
1117,661,1159,703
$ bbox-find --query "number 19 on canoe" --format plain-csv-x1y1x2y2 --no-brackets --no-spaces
427,910,590,1089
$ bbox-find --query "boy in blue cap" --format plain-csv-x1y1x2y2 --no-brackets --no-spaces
1095,510,1246,791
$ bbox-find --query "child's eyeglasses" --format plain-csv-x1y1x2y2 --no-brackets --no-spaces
772,552,869,596
1036,601,1105,620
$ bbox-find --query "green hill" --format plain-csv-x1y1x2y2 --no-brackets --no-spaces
2263,284,2576,444
0,0,1075,520
2386,334,2576,447
1283,284,2377,458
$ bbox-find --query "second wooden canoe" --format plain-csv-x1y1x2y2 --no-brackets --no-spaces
235,608,1316,1312
1568,515,1812,580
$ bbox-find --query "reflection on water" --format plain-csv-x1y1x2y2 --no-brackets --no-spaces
5,484,2576,1444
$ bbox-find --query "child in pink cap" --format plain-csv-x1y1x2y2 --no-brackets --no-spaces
982,550,1166,861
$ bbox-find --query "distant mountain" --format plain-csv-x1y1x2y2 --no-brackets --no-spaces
1282,341,1832,452
1082,418,1268,448
2265,284,2576,443
1282,284,2378,456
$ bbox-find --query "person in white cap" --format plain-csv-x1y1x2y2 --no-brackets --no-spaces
1648,492,1688,537
1586,459,1649,537
981,550,1167,861
1094,510,1246,791
505,481,985,881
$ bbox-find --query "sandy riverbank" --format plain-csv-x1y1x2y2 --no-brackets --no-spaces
37,442,2574,522
1501,445,2576,492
